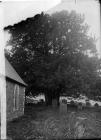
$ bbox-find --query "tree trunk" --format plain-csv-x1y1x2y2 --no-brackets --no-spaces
57,93,60,106
45,93,52,106
45,93,48,106
48,94,52,105
45,92,60,106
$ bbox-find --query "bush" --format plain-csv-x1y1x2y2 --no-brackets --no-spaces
38,99,45,105
77,102,83,110
62,99,67,104
86,101,91,107
39,99,44,103
94,103,99,108
70,100,75,107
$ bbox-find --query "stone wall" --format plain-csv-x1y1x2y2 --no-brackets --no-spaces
6,80,25,121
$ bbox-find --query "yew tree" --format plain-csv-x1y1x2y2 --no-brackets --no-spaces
4,11,101,105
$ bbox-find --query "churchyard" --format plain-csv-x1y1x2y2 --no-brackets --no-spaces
7,97,101,140
5,7,101,140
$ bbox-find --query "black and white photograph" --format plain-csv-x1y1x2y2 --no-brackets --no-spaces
0,0,101,139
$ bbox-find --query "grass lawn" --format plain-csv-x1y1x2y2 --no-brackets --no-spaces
7,103,101,140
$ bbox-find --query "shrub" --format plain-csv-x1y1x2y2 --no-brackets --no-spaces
62,99,67,104
70,100,75,106
70,100,75,104
86,101,91,107
39,99,44,103
77,102,83,110
38,99,45,105
94,103,99,108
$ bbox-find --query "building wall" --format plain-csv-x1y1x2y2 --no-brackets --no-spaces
6,80,25,121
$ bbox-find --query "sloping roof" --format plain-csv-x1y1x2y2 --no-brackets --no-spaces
5,58,27,86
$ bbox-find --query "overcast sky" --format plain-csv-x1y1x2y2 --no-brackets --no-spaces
2,0,100,54
3,0,61,27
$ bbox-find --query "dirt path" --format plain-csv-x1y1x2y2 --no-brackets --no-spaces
7,105,101,140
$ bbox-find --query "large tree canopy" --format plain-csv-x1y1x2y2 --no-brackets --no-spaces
4,10,101,103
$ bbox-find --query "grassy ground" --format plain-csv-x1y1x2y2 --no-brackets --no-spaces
7,103,101,140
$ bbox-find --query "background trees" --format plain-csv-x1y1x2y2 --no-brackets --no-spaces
4,10,101,105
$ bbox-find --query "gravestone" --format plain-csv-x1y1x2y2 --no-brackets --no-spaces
59,101,67,114
52,99,58,107
77,103,83,110
74,117,86,138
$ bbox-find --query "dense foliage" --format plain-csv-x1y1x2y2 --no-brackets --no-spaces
4,10,101,104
